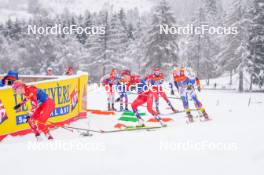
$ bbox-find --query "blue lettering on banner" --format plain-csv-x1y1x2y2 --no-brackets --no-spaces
16,105,70,125
50,105,70,118
16,114,29,125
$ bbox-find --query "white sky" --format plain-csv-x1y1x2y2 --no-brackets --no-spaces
0,0,235,23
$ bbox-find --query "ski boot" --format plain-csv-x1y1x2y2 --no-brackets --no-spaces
171,107,178,113
124,104,129,112
111,103,116,111
120,106,124,112
159,120,167,127
34,132,42,141
45,132,54,140
201,108,210,121
155,116,167,127
167,101,177,113
137,118,145,128
186,111,194,123
48,135,54,140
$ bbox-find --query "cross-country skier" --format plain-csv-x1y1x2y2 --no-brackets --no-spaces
102,68,119,111
12,80,55,140
0,70,19,87
130,75,167,127
145,68,177,114
116,69,131,111
172,67,209,122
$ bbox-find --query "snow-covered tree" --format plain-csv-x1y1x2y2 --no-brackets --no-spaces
182,1,222,81
126,16,148,74
217,0,253,91
248,0,264,89
144,0,179,75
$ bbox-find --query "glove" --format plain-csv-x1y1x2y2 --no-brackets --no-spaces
25,116,31,123
197,86,201,92
14,103,22,110
171,90,175,95
187,85,192,90
115,97,121,102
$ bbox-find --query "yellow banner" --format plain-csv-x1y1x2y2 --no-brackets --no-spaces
0,73,88,138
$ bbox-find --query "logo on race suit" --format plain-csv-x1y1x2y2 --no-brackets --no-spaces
0,100,8,124
70,88,78,111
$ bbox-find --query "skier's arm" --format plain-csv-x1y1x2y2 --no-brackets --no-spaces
99,74,108,86
196,77,201,92
168,81,174,95
14,97,28,110
169,73,177,94
29,94,38,115
22,88,38,115
174,81,179,91
144,74,151,81
14,89,38,115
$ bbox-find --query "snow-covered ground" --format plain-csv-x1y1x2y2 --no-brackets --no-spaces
1,88,264,175
201,72,263,91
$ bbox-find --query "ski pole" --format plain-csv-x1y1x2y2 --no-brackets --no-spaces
48,121,76,133
49,121,103,134
64,126,103,133
129,91,182,100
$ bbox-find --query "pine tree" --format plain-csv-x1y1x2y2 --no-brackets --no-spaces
248,0,264,89
201,0,223,82
144,0,179,75
126,16,147,74
183,7,207,77
108,13,129,65
217,0,253,91
80,11,111,80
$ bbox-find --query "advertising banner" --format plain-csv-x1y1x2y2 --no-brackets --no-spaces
0,73,88,141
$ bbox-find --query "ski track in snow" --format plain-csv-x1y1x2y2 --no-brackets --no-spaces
0,89,264,175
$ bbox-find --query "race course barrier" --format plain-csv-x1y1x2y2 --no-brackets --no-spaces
0,72,88,141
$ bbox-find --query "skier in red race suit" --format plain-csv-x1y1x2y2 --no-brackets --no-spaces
130,75,167,127
144,68,177,114
65,67,74,76
12,80,55,140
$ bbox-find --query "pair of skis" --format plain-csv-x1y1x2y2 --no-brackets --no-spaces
56,125,163,137
52,109,211,137
159,109,212,124
159,108,199,116
185,112,212,124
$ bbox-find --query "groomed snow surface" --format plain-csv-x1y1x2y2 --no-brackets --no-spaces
1,88,264,175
